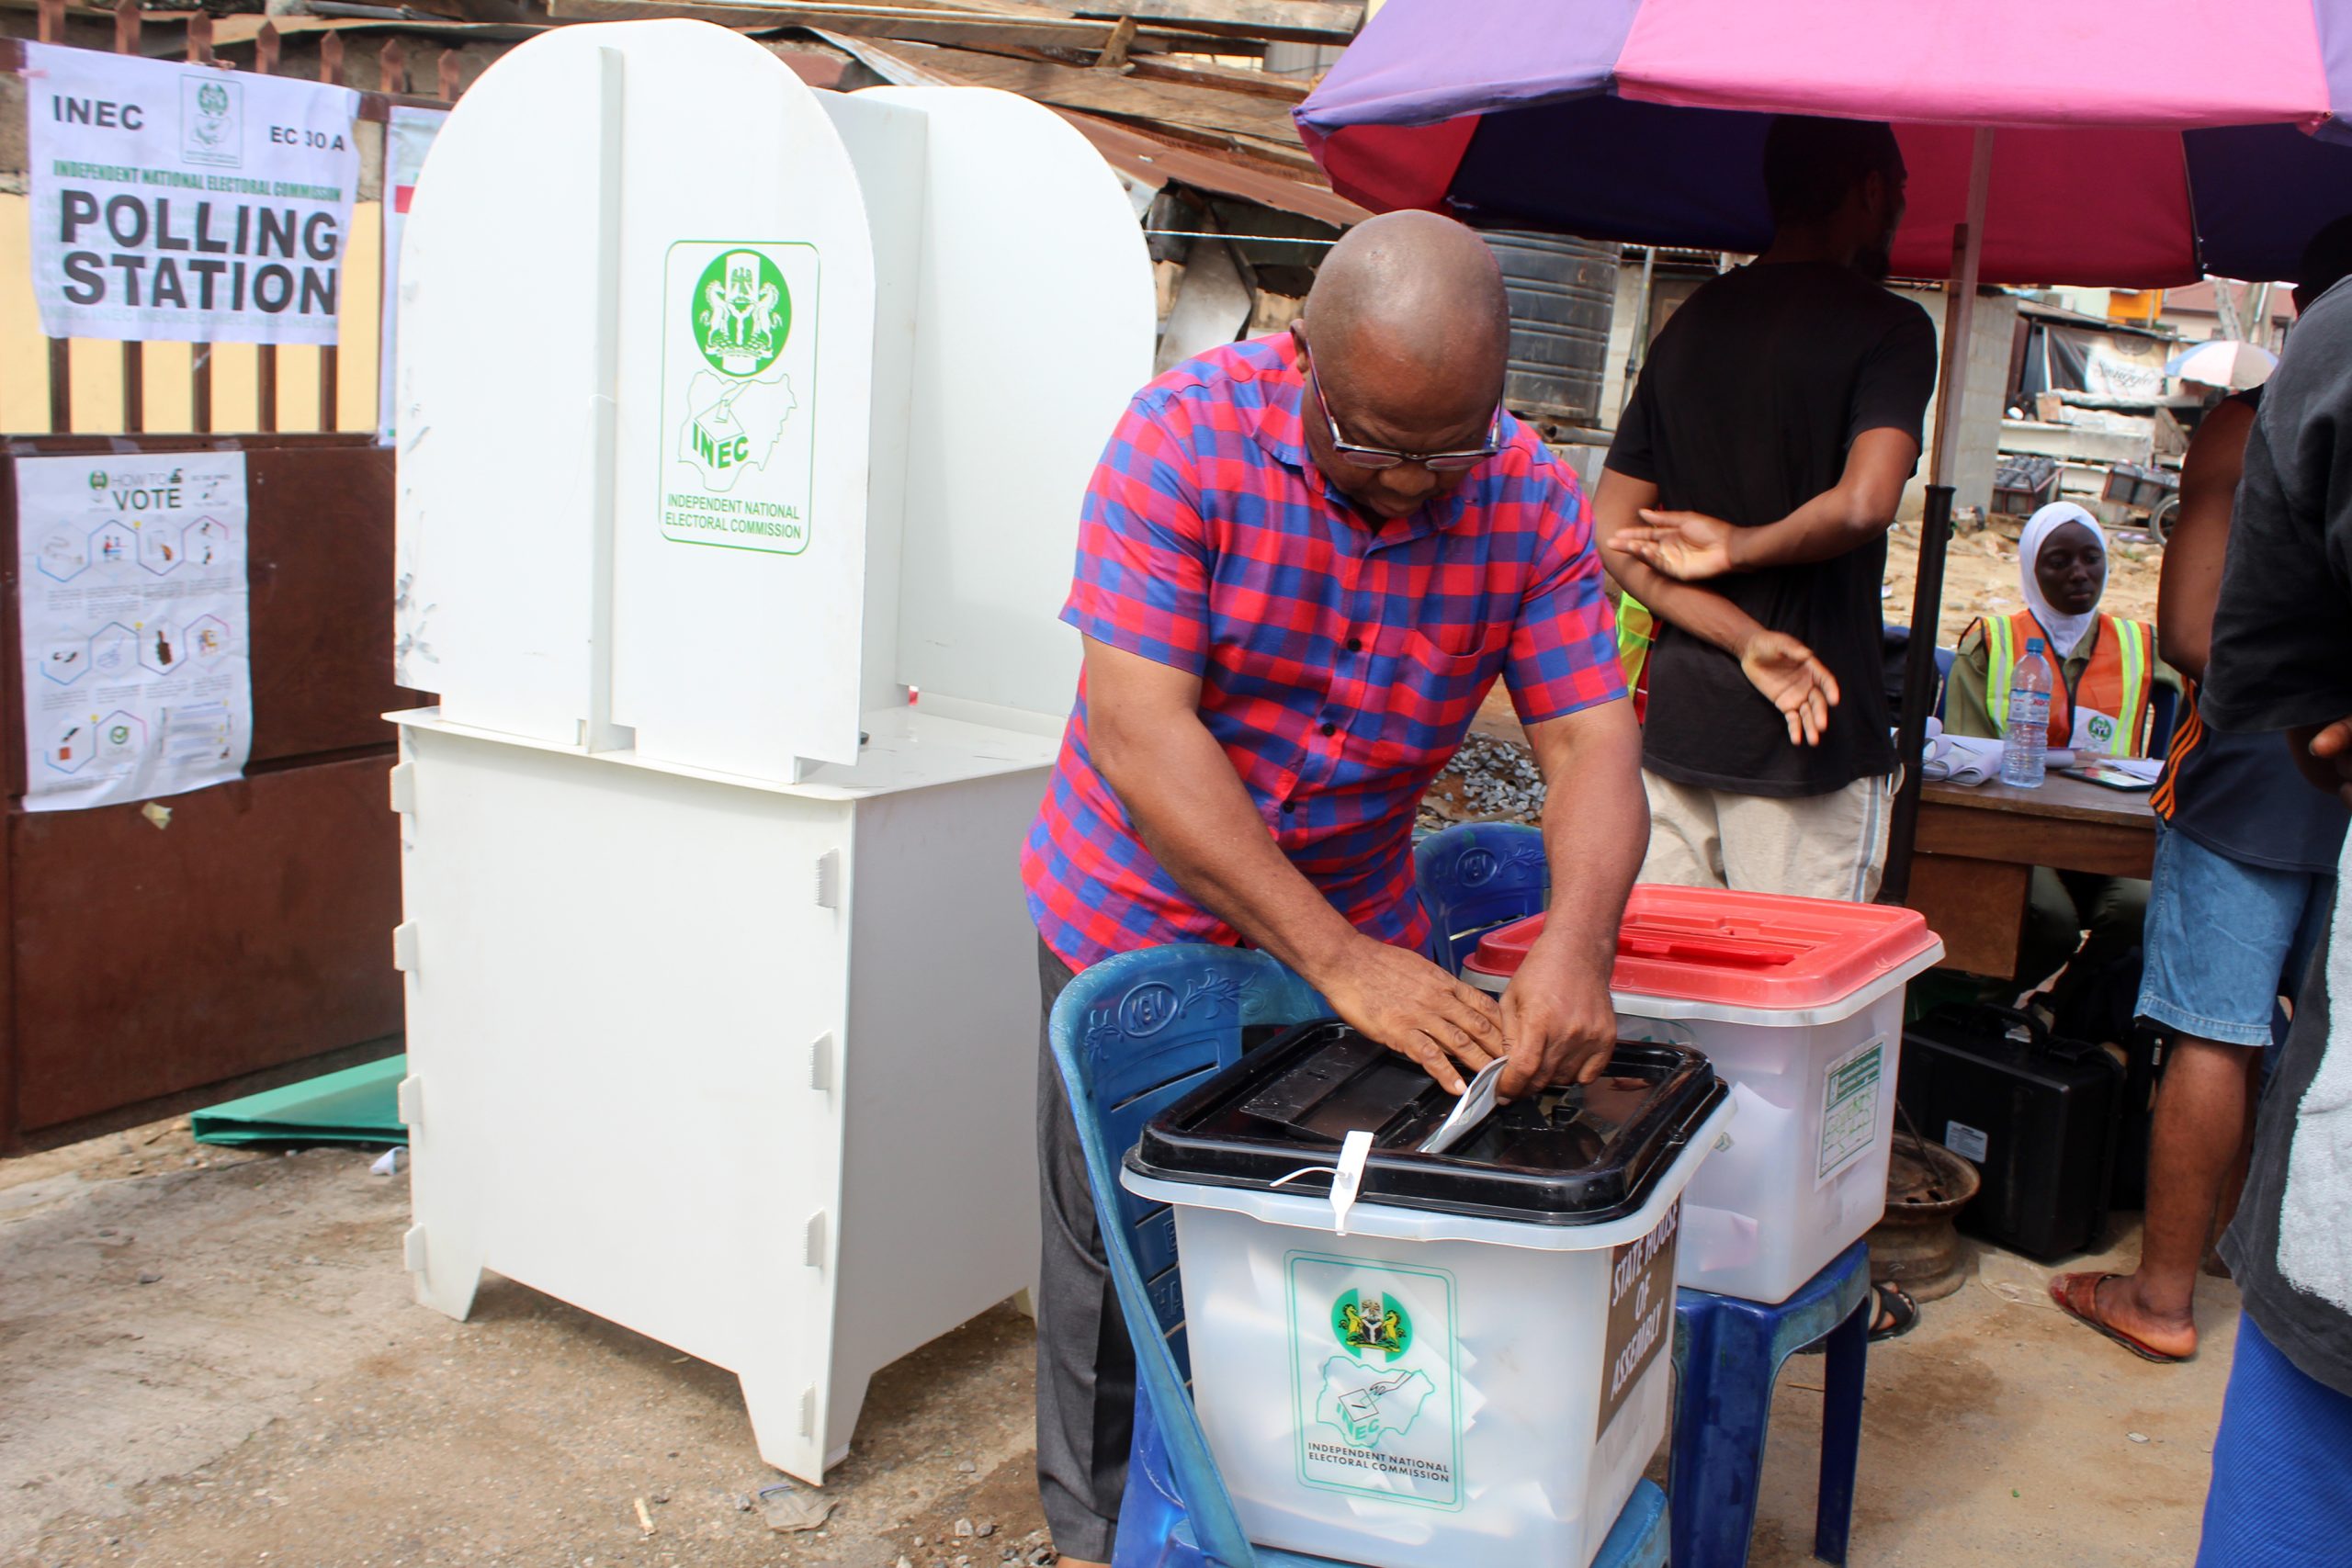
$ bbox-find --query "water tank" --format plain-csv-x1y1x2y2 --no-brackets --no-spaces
1484,231,1618,428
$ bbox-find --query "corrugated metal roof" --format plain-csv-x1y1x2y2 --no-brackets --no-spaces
1053,108,1364,229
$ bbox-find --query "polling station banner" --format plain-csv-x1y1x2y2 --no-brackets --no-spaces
22,42,360,345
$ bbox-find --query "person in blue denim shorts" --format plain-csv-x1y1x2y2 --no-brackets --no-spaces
2187,257,2352,1566
2051,223,2352,1365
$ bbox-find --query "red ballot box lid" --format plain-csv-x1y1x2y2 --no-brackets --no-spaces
1467,885,1940,1012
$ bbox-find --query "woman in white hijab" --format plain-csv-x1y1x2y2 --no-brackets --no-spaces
1948,501,2180,991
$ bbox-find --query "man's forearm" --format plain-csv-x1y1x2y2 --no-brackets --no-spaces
1528,726,1646,981
1600,545,1764,659
1725,483,1896,571
1097,716,1361,978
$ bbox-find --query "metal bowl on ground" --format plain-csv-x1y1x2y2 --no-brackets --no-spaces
1867,1132,1982,1303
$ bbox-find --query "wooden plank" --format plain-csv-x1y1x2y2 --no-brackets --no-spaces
1125,114,1320,172
1069,0,1361,43
1093,13,1136,69
1914,796,2155,879
904,45,1306,144
1125,53,1313,101
115,0,143,435
254,23,281,435
1906,854,2030,977
1920,773,2157,829
188,11,215,434
541,0,1239,55
319,32,345,433
45,341,70,435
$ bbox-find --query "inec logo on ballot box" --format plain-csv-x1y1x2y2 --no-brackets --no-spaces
659,240,820,555
1333,1289,1412,1362
1288,1255,1462,1505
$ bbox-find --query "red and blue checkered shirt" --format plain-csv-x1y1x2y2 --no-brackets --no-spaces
1022,334,1626,970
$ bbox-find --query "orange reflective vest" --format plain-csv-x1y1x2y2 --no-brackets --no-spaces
1982,611,2155,758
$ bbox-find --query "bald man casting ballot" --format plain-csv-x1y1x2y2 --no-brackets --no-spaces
1019,211,1646,1563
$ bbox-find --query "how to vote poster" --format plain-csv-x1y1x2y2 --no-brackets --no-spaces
16,454,254,812
23,42,360,345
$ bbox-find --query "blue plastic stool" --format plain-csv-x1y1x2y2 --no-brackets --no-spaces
1047,943,1671,1568
1670,1241,1874,1568
1412,819,1547,973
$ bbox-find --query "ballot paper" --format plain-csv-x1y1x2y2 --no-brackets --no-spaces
1914,717,2082,785
1917,718,2004,784
1419,1057,1506,1156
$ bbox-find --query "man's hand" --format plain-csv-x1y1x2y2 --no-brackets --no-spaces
2302,718,2352,807
1498,944,1618,1100
1314,936,1506,1095
1740,629,1841,746
1608,509,1738,582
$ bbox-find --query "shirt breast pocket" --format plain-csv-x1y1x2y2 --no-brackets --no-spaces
1394,626,1510,727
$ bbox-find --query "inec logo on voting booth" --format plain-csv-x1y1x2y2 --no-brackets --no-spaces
695,250,790,379
658,240,821,556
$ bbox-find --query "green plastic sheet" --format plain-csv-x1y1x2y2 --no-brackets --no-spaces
191,1053,408,1147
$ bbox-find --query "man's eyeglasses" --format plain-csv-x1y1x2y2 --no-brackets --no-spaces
1304,346,1503,473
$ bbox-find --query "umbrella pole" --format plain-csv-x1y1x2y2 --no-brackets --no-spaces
1882,128,1993,907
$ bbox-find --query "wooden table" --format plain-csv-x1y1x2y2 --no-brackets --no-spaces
1905,774,2158,976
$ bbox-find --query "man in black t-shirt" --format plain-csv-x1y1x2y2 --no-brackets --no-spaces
1599,116,1937,900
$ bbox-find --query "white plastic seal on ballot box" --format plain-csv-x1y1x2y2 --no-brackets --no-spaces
389,20,1154,1483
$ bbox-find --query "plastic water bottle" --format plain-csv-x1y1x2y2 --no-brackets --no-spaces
2002,637,2052,788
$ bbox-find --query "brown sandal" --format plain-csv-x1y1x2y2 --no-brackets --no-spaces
2048,1272,2191,1364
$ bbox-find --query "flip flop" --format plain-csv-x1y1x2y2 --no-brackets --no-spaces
1869,1281,1919,1344
2048,1272,2191,1364
1798,1280,1918,1353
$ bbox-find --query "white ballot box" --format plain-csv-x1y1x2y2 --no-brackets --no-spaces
389,20,1153,1482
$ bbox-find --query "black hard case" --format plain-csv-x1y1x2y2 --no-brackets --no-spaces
1896,1006,2123,1260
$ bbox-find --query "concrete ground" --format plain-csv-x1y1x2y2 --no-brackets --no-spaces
5,1116,2234,1568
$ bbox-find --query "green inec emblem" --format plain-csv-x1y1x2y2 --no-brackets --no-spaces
695,250,791,378
1333,1290,1411,1362
659,240,820,555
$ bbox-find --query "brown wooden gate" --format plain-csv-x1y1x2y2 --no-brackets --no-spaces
0,434,413,1151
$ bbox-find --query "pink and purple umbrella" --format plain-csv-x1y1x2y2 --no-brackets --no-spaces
1297,0,2352,288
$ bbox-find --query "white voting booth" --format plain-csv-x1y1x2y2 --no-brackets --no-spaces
389,20,1154,1481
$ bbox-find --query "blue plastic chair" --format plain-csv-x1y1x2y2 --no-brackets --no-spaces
1414,821,1877,1567
1411,818,1551,974
1670,1244,1873,1568
1047,942,1671,1568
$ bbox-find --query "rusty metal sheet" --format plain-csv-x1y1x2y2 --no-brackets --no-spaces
1052,107,1367,231
6,752,401,1138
